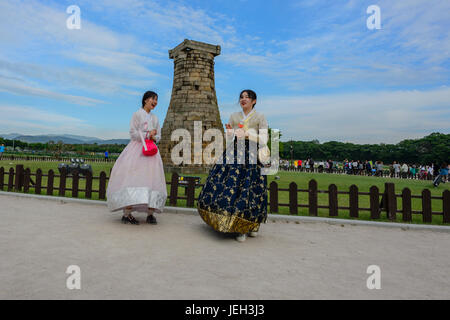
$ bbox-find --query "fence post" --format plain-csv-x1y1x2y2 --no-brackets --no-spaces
308,179,317,216
349,184,359,218
35,169,42,195
170,173,179,206
289,182,298,215
72,172,79,198
269,181,279,213
47,170,54,195
15,164,24,191
99,171,107,200
0,167,4,190
23,168,31,193
422,189,432,223
59,168,67,197
443,190,450,224
386,183,396,221
8,168,14,191
85,171,92,199
369,186,380,219
328,184,338,217
401,188,412,222
186,177,195,207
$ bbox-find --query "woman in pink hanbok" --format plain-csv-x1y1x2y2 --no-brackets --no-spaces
106,91,167,225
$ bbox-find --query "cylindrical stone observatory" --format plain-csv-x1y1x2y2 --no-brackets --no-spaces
160,39,224,173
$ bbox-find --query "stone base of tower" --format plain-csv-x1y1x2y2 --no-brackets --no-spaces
164,164,213,175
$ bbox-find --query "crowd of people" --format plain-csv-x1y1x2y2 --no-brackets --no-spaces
280,158,449,184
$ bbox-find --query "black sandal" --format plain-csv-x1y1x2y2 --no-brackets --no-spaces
122,215,140,225
146,215,157,225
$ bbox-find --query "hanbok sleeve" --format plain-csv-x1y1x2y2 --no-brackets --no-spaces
229,113,239,129
225,114,235,140
248,113,268,146
153,115,161,144
129,111,144,142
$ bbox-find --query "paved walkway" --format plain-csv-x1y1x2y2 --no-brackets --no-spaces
1,193,449,299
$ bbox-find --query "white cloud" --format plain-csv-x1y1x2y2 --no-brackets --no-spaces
0,105,85,124
220,0,450,90
0,0,133,51
0,104,129,139
0,0,165,98
62,48,165,78
0,59,155,95
220,87,450,144
0,77,105,106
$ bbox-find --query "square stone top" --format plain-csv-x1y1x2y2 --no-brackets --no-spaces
169,39,221,59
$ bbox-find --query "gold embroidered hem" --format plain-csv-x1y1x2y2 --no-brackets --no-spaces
198,208,260,234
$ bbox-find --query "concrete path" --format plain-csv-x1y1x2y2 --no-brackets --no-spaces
1,193,449,300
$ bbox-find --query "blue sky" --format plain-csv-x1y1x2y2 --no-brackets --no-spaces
0,0,449,143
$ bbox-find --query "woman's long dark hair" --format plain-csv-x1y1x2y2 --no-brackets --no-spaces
239,89,257,109
142,91,158,108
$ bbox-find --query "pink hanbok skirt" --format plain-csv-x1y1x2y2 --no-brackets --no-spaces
106,140,167,213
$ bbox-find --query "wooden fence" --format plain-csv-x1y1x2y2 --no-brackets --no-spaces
1,165,449,224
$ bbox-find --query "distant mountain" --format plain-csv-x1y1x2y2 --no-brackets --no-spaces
0,133,22,140
46,134,98,142
0,133,129,145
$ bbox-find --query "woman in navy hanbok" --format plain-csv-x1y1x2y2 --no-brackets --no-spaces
197,90,269,242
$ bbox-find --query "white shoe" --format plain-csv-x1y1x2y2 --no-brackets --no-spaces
236,234,247,242
248,231,258,238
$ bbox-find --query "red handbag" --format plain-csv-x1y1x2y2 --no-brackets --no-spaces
142,138,158,156
139,131,158,156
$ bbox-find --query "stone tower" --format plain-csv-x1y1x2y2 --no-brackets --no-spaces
160,39,223,173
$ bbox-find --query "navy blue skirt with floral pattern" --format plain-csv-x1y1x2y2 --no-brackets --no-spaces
197,138,268,234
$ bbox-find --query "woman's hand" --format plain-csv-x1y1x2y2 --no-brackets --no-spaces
235,128,246,139
225,123,234,135
146,130,157,141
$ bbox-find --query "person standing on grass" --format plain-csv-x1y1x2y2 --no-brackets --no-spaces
393,161,400,178
309,158,314,173
352,160,358,175
106,91,167,225
389,163,394,178
433,162,449,187
365,160,371,176
410,165,417,179
433,163,439,179
401,163,409,179
427,165,434,180
0,144,4,159
197,89,269,243
358,161,364,176
376,161,384,177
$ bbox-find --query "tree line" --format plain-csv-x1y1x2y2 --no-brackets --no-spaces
0,139,125,155
280,133,449,165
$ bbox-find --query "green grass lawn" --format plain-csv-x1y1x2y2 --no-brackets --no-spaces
1,160,448,225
